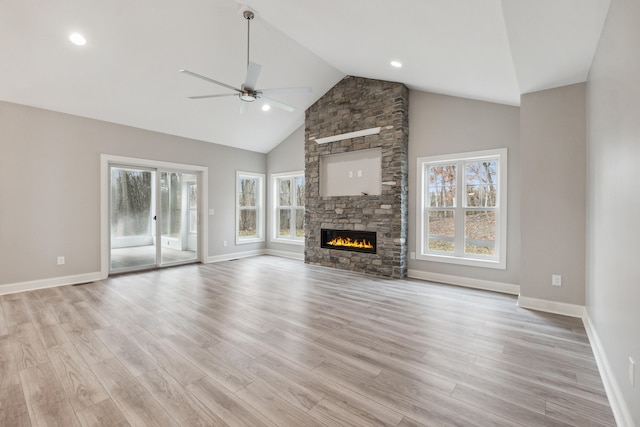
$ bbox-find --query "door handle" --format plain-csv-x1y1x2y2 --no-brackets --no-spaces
153,215,157,220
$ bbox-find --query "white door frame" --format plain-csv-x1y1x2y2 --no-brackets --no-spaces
100,154,208,278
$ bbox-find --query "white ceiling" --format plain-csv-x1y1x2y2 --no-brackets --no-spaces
0,0,610,153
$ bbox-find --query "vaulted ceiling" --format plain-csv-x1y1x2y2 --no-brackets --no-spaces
0,0,610,153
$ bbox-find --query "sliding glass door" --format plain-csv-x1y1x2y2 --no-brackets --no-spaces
110,166,199,274
110,167,156,271
159,171,198,265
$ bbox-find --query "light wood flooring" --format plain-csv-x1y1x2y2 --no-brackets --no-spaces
110,246,197,271
0,256,616,426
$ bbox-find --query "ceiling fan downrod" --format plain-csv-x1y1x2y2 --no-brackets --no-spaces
243,10,255,70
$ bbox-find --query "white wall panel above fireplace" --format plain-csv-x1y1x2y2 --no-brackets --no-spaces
320,148,381,197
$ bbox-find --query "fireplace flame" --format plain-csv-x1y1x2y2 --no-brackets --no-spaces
326,236,374,249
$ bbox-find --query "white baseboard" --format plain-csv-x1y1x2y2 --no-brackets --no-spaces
516,295,585,318
407,269,520,295
266,249,304,261
583,312,635,427
207,249,305,263
0,272,105,296
206,249,268,263
1,250,299,296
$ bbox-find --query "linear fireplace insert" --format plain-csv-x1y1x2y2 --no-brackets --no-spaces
320,229,377,254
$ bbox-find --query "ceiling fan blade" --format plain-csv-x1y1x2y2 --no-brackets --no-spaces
239,101,249,115
244,62,261,91
261,96,295,112
260,87,312,96
179,70,241,93
188,94,238,99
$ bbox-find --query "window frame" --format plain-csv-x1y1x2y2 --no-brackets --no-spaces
416,148,507,269
270,171,305,245
236,171,265,244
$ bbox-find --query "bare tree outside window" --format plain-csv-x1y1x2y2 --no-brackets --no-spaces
161,172,182,238
238,177,258,238
464,160,497,255
295,176,305,238
275,174,305,241
427,164,456,252
419,149,506,268
111,169,152,238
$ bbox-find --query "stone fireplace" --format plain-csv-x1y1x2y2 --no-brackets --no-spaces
305,76,409,278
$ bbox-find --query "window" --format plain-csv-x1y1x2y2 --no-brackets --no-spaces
236,171,265,243
417,148,507,269
272,172,304,244
188,182,197,234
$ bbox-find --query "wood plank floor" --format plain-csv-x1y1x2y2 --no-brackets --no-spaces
0,256,616,426
110,246,197,272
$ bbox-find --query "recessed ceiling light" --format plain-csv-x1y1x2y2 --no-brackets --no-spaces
261,104,271,112
390,60,402,68
69,33,86,46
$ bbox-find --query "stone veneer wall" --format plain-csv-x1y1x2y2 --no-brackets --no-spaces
305,76,409,278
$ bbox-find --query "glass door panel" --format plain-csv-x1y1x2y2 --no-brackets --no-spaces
159,171,198,266
110,167,156,272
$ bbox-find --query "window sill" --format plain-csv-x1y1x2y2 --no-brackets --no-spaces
236,237,265,245
270,238,304,246
416,253,505,270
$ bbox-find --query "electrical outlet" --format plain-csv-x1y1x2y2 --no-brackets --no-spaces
630,357,636,387
223,240,227,247
410,251,416,259
552,275,562,286
208,208,215,215
57,256,65,265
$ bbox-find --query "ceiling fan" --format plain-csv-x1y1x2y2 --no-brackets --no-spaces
179,9,311,114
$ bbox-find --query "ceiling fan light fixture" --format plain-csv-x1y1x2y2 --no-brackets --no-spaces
240,92,256,102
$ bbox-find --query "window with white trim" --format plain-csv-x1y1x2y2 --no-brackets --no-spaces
272,172,305,244
236,171,265,244
417,148,507,269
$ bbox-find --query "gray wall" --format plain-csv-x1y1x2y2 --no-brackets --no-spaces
587,0,640,423
266,125,304,174
0,101,265,287
407,91,521,286
520,83,587,305
266,125,305,256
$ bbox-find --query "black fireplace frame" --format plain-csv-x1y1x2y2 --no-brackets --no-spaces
320,229,377,254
